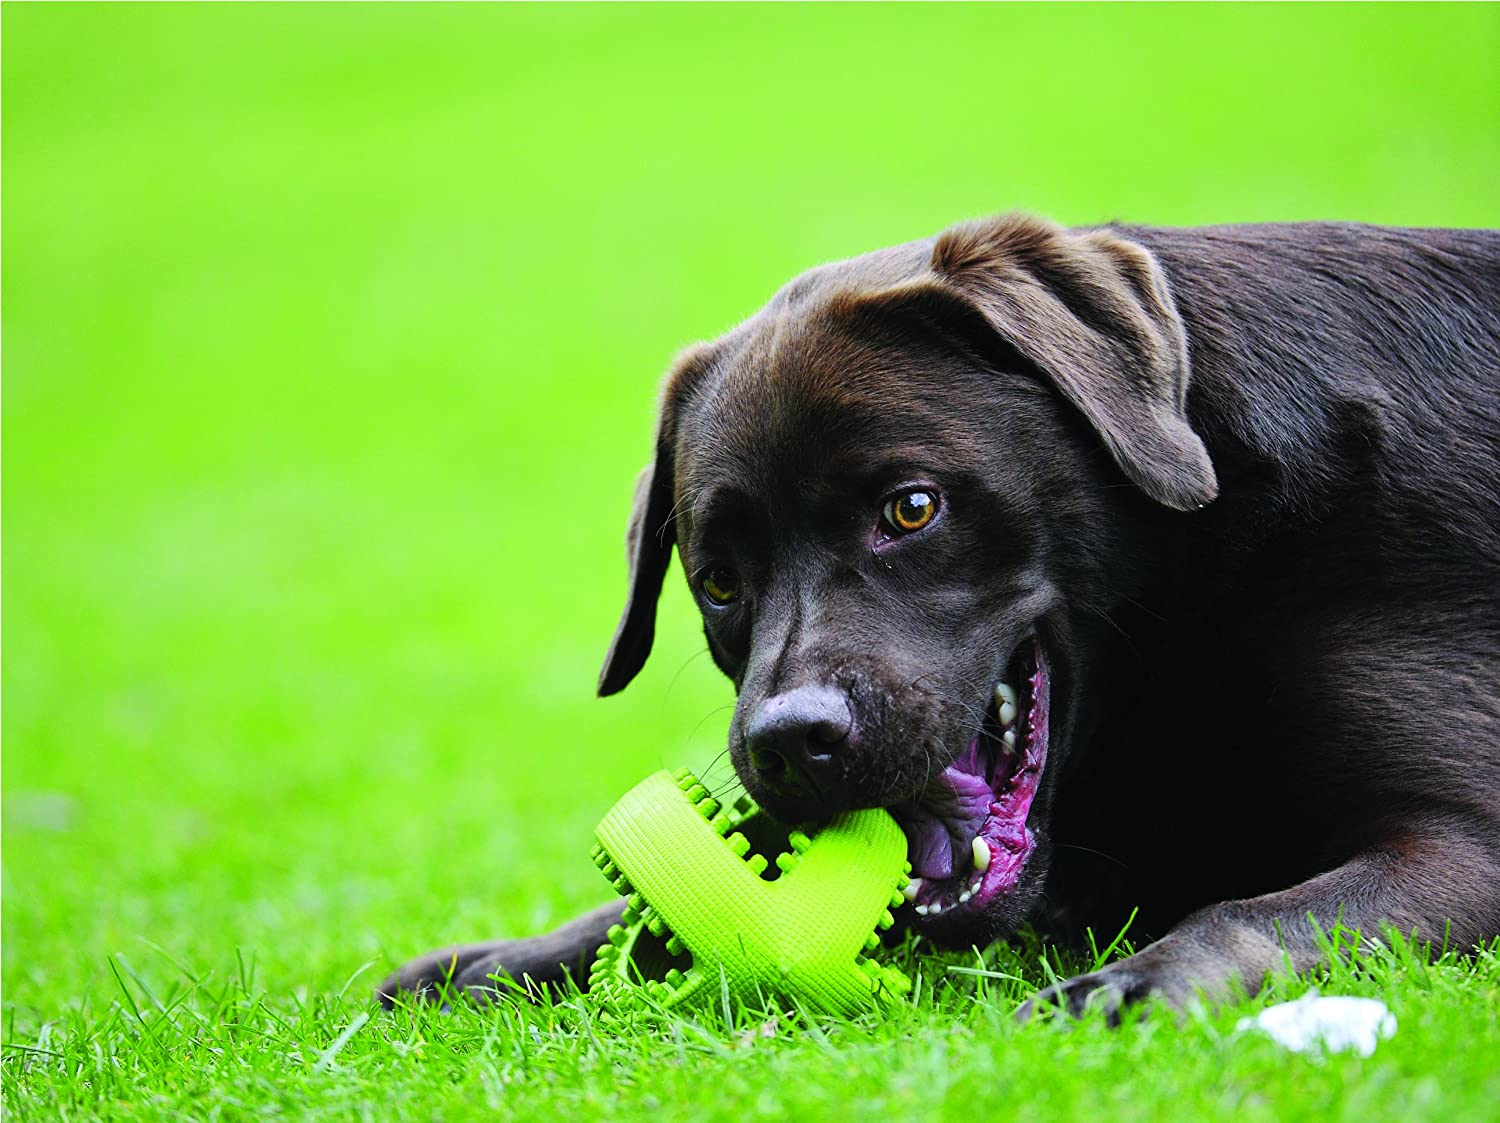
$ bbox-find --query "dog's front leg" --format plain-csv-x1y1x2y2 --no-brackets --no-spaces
1019,823,1500,1022
376,899,627,1008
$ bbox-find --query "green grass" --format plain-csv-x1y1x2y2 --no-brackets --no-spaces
4,4,1499,1119
8,930,1500,1120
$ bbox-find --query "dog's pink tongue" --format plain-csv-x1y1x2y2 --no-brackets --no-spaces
903,807,956,879
897,763,994,881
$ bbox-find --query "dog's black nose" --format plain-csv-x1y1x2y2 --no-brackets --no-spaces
745,684,854,796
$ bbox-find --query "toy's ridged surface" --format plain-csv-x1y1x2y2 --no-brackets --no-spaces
589,768,912,1014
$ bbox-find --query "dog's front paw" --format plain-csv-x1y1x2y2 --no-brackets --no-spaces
375,901,627,1010
376,940,543,1009
1016,961,1152,1025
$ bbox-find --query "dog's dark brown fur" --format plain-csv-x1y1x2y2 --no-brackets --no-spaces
381,215,1500,1018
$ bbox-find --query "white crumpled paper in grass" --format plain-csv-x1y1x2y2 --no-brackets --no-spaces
1237,990,1397,1057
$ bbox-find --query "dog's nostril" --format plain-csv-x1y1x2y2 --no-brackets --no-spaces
744,685,855,794
749,746,789,777
807,718,847,748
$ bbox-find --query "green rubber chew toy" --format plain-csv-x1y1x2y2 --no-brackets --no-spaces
588,768,913,1014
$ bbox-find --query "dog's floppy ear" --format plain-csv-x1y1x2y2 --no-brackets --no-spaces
597,456,675,696
929,214,1217,511
597,346,712,697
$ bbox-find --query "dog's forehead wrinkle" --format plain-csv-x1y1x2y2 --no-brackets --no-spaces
678,353,986,512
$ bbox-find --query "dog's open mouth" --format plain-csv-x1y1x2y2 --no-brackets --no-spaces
891,636,1050,923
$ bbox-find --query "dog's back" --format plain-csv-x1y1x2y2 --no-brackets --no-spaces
1049,222,1500,945
1130,223,1500,566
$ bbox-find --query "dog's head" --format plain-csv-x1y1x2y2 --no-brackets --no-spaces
597,214,1216,947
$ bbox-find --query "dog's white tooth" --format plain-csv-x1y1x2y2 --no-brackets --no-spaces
914,904,929,916
995,682,1017,708
903,878,923,901
999,701,1017,726
972,836,991,873
958,890,972,904
1003,729,1017,751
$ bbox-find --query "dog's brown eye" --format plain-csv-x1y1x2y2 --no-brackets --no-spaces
883,490,938,534
701,567,741,606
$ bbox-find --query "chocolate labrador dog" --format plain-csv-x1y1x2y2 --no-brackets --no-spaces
381,214,1500,1017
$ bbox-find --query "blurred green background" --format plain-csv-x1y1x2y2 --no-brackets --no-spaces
5,1,1499,1025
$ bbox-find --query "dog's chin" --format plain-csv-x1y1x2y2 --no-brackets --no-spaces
888,635,1053,945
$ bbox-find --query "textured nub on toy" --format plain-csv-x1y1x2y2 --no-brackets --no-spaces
588,768,913,1014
